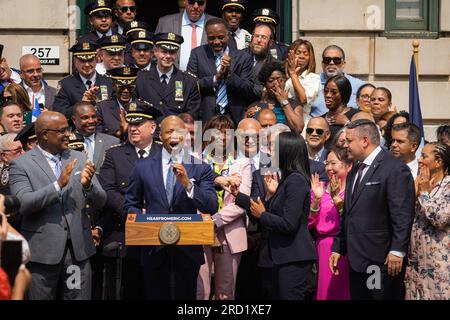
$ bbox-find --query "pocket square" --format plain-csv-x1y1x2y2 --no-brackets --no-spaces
74,171,82,176
365,181,380,186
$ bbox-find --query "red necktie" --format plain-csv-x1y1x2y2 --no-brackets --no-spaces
191,24,197,49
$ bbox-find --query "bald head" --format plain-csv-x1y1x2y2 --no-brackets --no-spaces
256,109,277,129
238,118,262,132
351,111,375,123
19,54,43,89
307,117,329,131
160,116,186,153
306,117,331,152
35,111,70,155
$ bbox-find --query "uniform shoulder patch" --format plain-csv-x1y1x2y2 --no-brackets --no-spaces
184,71,198,79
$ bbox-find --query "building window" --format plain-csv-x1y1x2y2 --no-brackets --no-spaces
385,0,439,38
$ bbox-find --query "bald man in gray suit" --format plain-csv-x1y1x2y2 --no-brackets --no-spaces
9,111,106,300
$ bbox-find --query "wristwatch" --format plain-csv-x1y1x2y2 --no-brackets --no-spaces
281,99,290,108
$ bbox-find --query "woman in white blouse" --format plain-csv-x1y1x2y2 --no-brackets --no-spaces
284,39,321,123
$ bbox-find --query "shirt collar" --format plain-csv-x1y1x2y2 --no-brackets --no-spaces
156,66,174,79
79,73,97,85
23,81,44,95
135,142,152,156
162,147,184,164
96,29,112,38
37,144,59,159
182,10,205,27
362,146,382,167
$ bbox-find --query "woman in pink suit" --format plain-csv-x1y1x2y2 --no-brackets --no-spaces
196,115,252,300
308,145,352,300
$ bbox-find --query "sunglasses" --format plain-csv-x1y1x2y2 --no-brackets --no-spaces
188,0,205,5
306,128,325,135
322,57,343,65
119,6,136,13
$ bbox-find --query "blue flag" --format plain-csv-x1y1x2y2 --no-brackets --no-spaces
408,55,424,138
31,96,41,122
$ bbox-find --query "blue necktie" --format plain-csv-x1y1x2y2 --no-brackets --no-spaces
166,158,176,205
51,155,62,179
85,135,94,163
215,54,228,114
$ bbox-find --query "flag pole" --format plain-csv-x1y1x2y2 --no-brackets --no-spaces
412,40,420,82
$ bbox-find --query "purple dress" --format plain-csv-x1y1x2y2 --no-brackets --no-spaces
308,187,350,300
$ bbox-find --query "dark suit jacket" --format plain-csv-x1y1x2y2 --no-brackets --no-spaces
96,97,127,137
186,45,254,124
97,142,162,240
135,66,201,120
259,172,317,265
332,149,415,273
53,72,113,119
124,150,218,267
155,12,217,68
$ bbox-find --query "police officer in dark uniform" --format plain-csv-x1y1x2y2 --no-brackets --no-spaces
122,20,151,66
95,100,162,300
78,0,116,43
14,122,37,151
135,32,201,120
53,41,113,119
97,66,140,138
251,8,289,61
127,29,155,71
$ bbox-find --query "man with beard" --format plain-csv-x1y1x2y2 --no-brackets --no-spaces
155,0,217,71
310,45,365,117
19,54,56,110
53,41,113,120
251,8,289,62
97,66,140,138
135,33,201,120
305,117,331,163
390,122,420,180
221,0,251,50
187,18,254,124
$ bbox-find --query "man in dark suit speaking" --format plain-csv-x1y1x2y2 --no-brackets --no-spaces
125,115,218,299
9,111,106,299
187,18,254,124
329,119,415,300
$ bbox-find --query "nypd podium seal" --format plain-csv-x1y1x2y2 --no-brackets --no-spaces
159,223,180,245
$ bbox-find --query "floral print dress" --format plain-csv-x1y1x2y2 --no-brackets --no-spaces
405,175,450,300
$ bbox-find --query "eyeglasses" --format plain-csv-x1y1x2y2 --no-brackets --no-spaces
322,57,343,65
117,84,136,91
22,68,43,75
188,0,205,5
118,6,136,13
45,127,70,134
306,128,325,135
358,94,371,100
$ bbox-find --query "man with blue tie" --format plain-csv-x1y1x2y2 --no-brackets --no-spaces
187,18,254,124
125,115,218,299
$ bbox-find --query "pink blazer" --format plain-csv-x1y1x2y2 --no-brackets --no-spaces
212,157,252,254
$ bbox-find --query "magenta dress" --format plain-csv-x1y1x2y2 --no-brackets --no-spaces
308,187,350,300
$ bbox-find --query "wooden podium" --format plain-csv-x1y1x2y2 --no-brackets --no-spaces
125,213,214,246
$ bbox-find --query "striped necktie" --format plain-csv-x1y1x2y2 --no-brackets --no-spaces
215,54,228,115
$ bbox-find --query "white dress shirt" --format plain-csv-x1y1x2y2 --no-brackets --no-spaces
180,11,206,71
135,143,152,159
161,148,194,198
23,81,45,107
238,150,260,171
352,145,405,258
407,158,419,181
